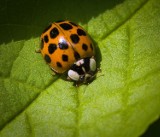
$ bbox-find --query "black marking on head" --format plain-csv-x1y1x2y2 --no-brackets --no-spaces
74,51,80,60
41,39,44,49
44,35,49,43
50,27,59,38
70,64,84,75
70,34,80,44
48,43,57,54
44,54,51,63
90,43,93,50
69,22,78,26
55,20,65,23
60,23,73,30
82,43,88,51
77,28,86,36
57,62,62,67
83,57,90,72
42,24,52,33
59,41,69,49
62,54,68,62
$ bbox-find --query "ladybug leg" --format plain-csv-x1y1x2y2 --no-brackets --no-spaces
97,67,101,72
67,76,71,81
35,49,41,53
67,76,78,86
75,81,81,87
66,76,81,87
51,71,56,76
95,68,104,80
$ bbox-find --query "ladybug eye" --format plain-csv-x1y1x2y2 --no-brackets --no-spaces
79,75,85,82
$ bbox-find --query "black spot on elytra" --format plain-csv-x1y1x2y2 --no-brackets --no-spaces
74,51,80,60
44,35,49,43
82,43,88,51
70,34,80,44
62,54,68,62
77,28,86,36
48,44,57,54
59,41,69,49
60,23,73,30
44,54,51,63
50,27,59,38
57,62,62,67
42,24,52,33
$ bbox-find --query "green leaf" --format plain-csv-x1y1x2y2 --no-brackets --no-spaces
0,0,160,137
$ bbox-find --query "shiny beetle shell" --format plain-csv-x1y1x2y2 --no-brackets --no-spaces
40,20,95,73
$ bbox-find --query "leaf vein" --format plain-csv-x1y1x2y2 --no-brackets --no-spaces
101,0,149,40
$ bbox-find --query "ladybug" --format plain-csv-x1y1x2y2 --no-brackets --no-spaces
38,20,98,85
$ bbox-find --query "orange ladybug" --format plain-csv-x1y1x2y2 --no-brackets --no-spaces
39,20,98,85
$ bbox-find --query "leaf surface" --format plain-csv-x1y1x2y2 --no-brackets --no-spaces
0,0,160,137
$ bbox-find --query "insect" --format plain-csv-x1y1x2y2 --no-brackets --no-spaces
38,20,98,86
